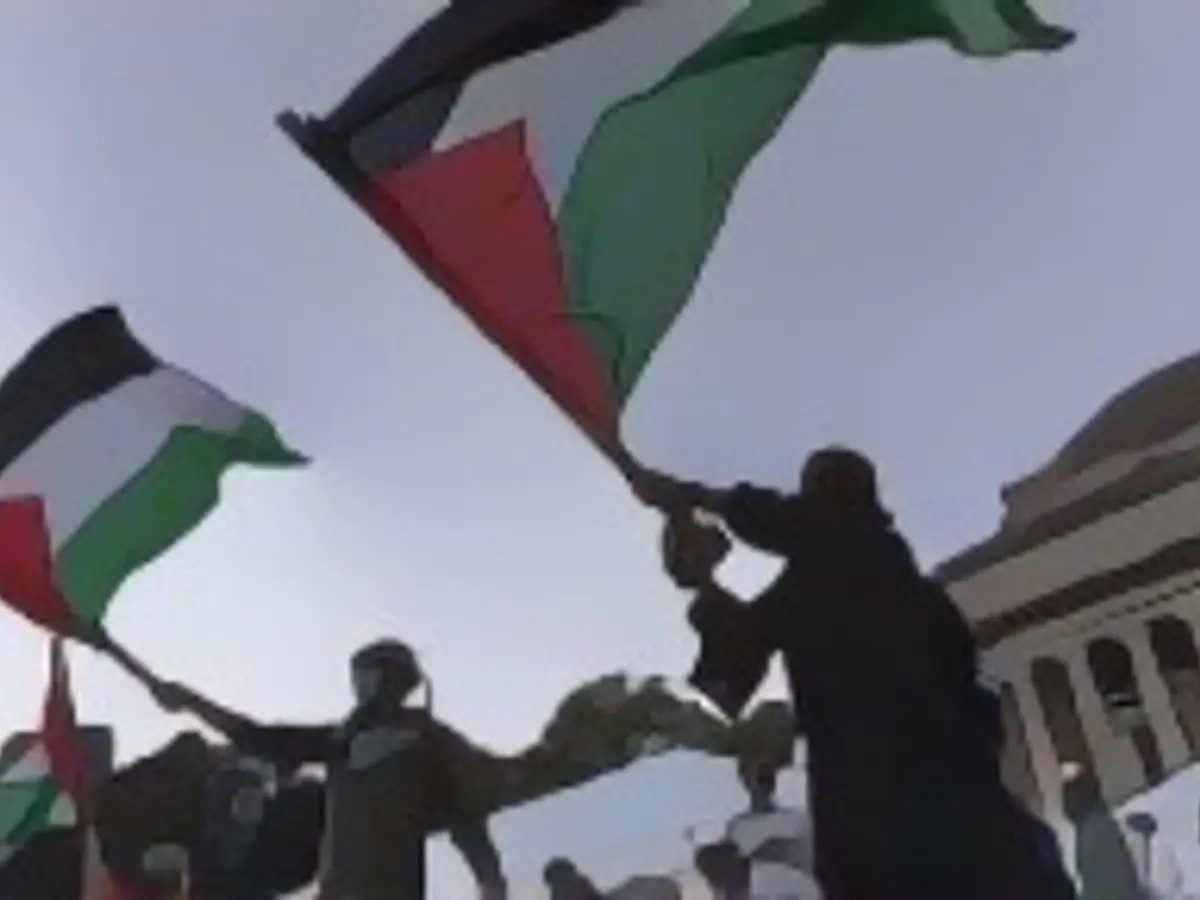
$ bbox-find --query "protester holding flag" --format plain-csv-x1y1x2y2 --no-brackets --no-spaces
148,638,506,900
645,448,1078,900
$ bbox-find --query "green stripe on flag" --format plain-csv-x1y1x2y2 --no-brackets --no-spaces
0,781,57,846
559,0,828,402
557,0,1069,406
56,413,305,623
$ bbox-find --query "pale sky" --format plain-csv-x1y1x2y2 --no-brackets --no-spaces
0,0,1199,895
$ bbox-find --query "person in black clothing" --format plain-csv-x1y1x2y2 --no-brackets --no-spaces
149,639,506,900
242,774,326,898
633,446,1077,900
94,731,212,896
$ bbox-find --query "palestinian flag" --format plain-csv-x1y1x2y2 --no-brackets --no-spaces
0,640,84,864
0,307,304,636
278,0,1071,452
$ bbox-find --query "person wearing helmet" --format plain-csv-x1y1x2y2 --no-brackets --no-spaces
635,448,1078,900
148,639,506,900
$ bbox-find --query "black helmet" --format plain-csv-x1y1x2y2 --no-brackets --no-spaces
351,639,422,697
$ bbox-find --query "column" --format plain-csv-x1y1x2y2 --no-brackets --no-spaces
1121,621,1191,772
1011,670,1064,822
999,684,1042,812
1061,642,1143,804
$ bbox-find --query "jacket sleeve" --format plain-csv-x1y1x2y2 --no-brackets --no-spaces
426,722,498,827
686,585,778,721
719,484,795,555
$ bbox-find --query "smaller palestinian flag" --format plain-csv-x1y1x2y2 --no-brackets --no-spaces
278,0,1071,455
0,640,84,864
0,307,305,636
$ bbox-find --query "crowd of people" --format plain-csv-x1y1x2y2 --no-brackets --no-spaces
3,445,1166,899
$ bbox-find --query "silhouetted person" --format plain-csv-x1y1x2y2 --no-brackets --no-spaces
1124,810,1183,899
544,857,605,900
633,447,1078,900
726,759,818,899
189,751,325,900
695,840,751,900
1063,772,1147,900
95,731,213,896
150,639,506,900
0,730,323,900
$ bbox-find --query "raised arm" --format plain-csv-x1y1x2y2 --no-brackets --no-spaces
627,464,731,515
630,465,795,555
151,680,335,771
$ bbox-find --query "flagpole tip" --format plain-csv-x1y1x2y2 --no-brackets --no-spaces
276,110,309,140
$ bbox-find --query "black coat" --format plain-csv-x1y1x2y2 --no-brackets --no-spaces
687,486,1077,900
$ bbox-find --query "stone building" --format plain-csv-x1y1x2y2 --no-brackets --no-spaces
938,351,1200,822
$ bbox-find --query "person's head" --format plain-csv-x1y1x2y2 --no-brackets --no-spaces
543,857,598,898
799,446,880,509
661,511,732,589
349,639,422,706
736,757,777,809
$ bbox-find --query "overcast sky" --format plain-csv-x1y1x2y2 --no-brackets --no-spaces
0,0,1198,894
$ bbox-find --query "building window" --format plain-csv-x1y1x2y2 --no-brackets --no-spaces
1086,637,1165,786
1146,615,1200,754
1031,657,1094,799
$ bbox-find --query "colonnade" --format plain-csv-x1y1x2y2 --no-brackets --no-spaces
994,607,1200,820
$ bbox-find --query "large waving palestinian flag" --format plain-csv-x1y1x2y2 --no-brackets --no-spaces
0,307,304,636
279,0,1071,452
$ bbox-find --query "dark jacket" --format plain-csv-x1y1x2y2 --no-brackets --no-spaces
686,485,1077,900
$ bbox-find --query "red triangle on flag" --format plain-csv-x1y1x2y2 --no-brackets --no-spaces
0,496,76,635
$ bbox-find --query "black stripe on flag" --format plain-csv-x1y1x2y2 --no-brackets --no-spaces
308,0,636,172
0,306,158,473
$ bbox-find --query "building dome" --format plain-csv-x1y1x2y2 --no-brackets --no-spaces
1052,351,1200,476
